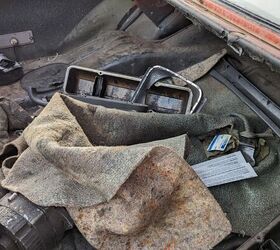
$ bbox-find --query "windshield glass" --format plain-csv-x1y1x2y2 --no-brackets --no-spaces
225,0,280,26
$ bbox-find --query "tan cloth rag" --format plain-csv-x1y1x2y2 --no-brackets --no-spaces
0,93,232,249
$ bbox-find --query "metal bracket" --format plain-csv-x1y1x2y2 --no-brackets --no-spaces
131,65,203,114
0,30,34,49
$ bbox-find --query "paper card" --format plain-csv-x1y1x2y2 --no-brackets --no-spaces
207,134,232,152
192,151,257,187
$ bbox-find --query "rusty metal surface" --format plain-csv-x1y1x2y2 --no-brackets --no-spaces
166,0,280,72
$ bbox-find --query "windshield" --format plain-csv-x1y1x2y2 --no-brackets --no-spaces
225,0,280,26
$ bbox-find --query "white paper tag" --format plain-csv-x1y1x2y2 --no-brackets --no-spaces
192,151,257,187
240,145,256,167
207,134,231,151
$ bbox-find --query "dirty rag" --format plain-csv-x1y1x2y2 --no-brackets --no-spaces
0,93,233,249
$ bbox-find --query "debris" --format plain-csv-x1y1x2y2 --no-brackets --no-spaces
0,54,23,85
21,63,68,106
